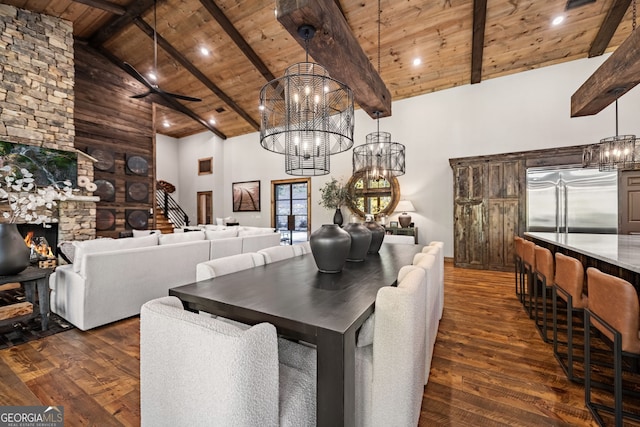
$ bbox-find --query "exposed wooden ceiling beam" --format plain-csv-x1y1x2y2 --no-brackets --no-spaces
95,46,226,138
471,0,487,84
571,27,640,117
133,18,259,131
199,0,275,83
88,0,155,46
276,0,392,118
588,0,632,57
71,0,126,16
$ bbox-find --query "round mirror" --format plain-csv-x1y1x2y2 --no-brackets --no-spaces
346,173,399,219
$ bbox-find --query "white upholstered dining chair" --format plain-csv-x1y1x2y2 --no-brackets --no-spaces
258,244,305,264
411,252,441,384
425,241,445,319
196,252,265,281
354,266,427,427
140,296,316,427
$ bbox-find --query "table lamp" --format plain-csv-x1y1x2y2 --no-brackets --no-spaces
395,200,415,228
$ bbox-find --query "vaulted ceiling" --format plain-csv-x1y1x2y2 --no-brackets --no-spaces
4,0,638,139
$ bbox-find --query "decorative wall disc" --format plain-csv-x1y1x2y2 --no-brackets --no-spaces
88,148,115,172
126,155,149,176
126,209,149,230
96,209,116,231
94,179,115,202
126,181,149,202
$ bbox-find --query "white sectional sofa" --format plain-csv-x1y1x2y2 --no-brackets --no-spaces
49,226,280,331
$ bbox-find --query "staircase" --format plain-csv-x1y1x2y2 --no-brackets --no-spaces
155,188,190,232
154,208,175,234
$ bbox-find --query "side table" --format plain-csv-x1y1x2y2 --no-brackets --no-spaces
0,266,53,331
384,226,419,244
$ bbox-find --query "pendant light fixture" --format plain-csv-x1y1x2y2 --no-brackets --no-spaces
352,0,405,180
597,97,636,171
259,25,354,176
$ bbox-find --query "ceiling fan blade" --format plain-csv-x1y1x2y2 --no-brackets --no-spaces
131,91,152,99
157,87,202,102
123,62,154,89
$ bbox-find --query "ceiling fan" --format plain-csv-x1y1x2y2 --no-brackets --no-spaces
125,0,201,102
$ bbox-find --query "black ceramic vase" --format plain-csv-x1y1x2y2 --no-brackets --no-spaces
343,223,372,262
333,208,344,226
310,224,351,273
0,224,30,276
364,220,385,254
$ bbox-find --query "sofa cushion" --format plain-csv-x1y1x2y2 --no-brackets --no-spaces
73,234,158,273
238,228,275,236
205,229,238,240
159,230,205,245
132,229,161,237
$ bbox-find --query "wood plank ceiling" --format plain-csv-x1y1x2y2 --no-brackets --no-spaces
3,0,638,139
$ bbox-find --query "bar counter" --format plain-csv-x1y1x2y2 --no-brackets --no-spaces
524,232,640,290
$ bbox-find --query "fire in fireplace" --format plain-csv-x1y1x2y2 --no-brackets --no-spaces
23,231,55,260
17,224,58,260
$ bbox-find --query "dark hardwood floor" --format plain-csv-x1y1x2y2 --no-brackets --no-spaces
0,263,638,426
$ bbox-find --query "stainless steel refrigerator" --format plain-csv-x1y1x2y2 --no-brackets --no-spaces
526,167,618,234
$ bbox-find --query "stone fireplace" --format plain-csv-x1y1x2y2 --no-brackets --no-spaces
0,5,96,245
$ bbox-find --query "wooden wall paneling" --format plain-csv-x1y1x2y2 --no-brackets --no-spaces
75,41,155,238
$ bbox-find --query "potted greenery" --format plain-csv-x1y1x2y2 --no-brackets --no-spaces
318,177,349,226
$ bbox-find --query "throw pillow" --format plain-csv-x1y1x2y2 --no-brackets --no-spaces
57,241,76,264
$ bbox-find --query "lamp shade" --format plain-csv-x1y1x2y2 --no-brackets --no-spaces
395,200,415,213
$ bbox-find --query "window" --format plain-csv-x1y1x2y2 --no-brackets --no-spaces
346,173,399,219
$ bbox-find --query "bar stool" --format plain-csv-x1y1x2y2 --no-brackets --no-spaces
521,239,536,317
514,236,525,304
553,252,588,382
584,267,640,426
533,245,554,343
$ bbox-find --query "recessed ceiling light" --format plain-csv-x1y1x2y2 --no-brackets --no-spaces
148,72,157,81
259,105,265,111
200,47,210,56
552,15,565,25
412,58,422,66
209,118,216,125
163,121,170,128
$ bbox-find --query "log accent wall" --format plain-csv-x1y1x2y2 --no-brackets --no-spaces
74,42,155,238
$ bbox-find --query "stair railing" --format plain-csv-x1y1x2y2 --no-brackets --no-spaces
155,189,189,228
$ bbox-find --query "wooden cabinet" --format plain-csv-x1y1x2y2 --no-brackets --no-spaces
450,145,586,271
619,170,640,234
453,164,486,268
452,160,522,270
487,161,522,270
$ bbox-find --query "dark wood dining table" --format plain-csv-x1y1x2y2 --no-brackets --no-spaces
169,242,422,427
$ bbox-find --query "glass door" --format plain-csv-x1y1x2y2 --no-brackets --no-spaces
272,178,310,245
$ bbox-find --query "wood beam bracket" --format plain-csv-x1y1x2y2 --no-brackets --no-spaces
571,27,640,117
276,0,392,118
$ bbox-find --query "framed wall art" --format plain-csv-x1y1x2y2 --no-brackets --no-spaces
232,180,260,212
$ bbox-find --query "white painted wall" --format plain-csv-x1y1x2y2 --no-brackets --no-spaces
156,134,181,202
156,132,224,225
158,54,640,257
